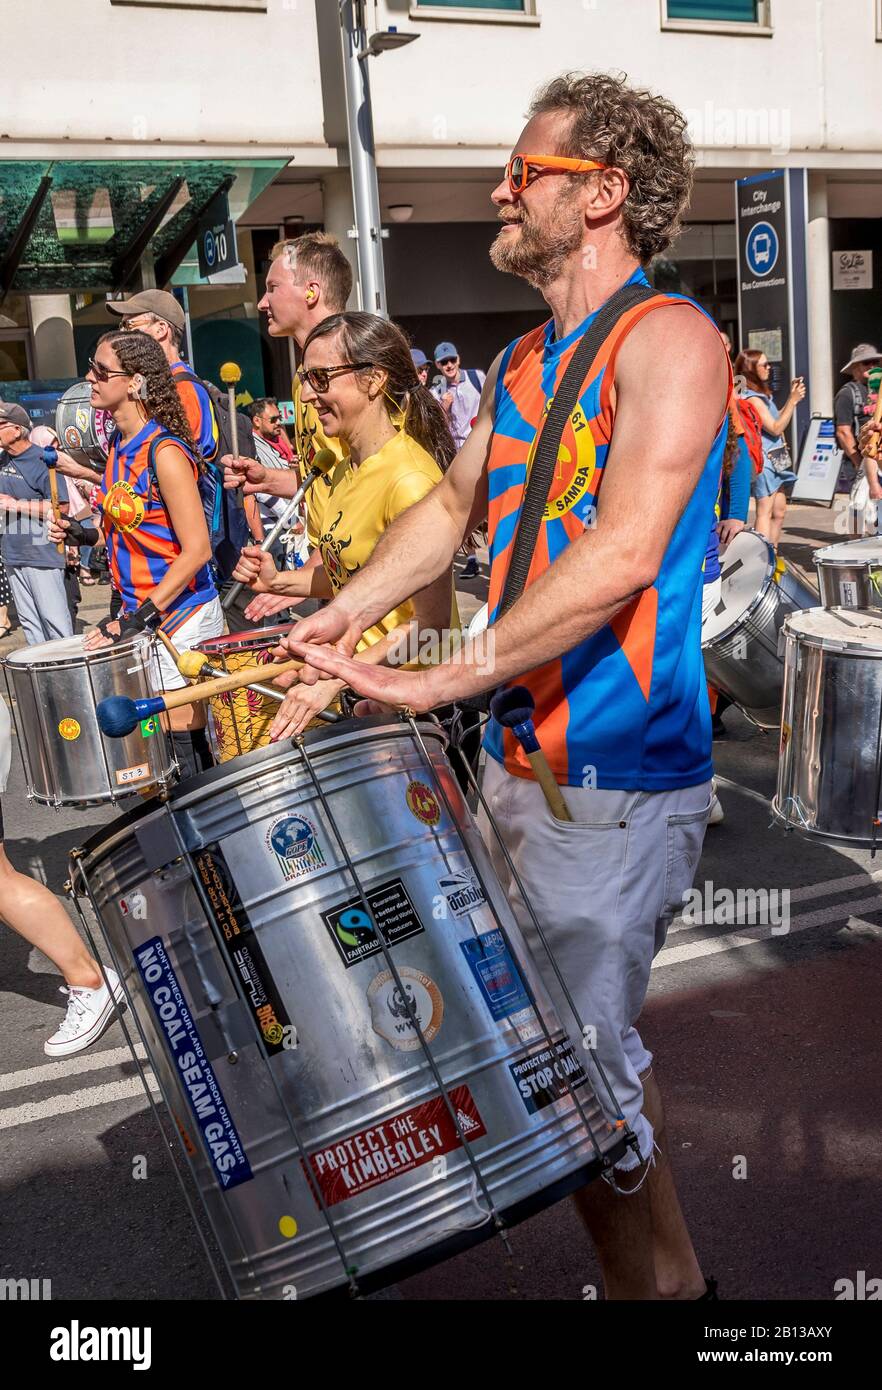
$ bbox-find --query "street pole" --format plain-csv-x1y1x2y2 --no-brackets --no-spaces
339,0,387,317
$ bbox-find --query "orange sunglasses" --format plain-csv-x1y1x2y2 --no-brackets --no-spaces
505,154,607,195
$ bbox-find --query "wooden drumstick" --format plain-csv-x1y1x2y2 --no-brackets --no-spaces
45,448,63,554
490,685,573,822
97,657,304,736
155,628,182,666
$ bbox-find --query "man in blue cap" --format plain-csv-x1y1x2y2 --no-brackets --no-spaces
410,348,431,389
432,341,486,453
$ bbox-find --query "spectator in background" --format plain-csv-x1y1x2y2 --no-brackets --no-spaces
410,348,431,388
431,341,485,451
735,349,805,547
834,343,882,495
0,403,73,644
249,397,308,571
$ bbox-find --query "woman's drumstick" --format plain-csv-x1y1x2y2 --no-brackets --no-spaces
97,656,304,736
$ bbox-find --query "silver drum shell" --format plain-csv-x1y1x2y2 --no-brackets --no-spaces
775,616,882,845
71,720,625,1300
815,556,882,613
702,549,818,728
3,635,175,806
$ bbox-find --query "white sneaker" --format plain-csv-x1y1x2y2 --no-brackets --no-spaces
44,968,126,1058
708,790,725,826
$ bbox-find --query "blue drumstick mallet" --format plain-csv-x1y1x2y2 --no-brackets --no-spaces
490,685,573,822
96,653,306,737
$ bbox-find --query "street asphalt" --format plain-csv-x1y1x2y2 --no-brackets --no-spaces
0,506,880,1303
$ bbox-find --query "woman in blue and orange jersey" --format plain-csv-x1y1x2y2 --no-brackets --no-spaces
50,331,222,778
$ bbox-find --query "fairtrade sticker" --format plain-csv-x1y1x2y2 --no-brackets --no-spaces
367,966,443,1051
405,780,441,826
58,718,81,741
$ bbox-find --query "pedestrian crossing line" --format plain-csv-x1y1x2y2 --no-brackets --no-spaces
666,868,882,938
654,892,882,969
0,1042,148,1095
0,1074,159,1131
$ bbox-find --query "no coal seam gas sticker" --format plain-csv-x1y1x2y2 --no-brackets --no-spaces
134,936,252,1190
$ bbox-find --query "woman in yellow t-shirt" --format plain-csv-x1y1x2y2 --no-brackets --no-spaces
232,312,458,738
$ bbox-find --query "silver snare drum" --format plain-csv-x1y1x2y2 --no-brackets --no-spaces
54,381,117,472
814,539,882,612
775,608,882,846
69,718,626,1300
702,528,818,728
3,634,175,807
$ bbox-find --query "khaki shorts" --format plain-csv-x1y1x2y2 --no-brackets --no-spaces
479,756,711,1171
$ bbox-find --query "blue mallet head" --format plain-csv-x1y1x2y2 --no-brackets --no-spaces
97,694,164,738
490,685,539,755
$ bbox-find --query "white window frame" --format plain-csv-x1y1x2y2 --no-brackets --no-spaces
110,0,266,12
410,1,539,26
661,0,772,37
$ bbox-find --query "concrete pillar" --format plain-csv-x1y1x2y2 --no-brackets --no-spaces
806,171,834,416
29,295,77,379
321,170,360,310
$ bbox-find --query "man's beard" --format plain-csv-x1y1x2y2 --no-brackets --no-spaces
490,189,585,290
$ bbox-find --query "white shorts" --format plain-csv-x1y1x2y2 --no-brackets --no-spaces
153,597,225,691
478,755,712,1171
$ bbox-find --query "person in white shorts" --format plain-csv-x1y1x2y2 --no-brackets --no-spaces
51,330,222,779
275,73,729,1301
0,700,124,1055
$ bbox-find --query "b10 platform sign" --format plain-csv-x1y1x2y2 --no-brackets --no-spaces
197,192,239,279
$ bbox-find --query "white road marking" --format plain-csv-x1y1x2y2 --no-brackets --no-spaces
666,868,882,937
654,892,882,969
0,1075,159,1131
0,1043,148,1094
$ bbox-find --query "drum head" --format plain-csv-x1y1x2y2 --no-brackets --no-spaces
785,606,882,654
702,529,775,643
5,633,144,665
814,539,882,567
468,603,489,639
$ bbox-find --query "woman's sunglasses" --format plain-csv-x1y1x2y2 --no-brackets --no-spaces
297,362,371,393
88,357,131,383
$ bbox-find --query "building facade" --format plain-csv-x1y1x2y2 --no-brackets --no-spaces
1,0,881,413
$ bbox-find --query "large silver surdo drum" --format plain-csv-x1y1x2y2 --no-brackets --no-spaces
702,528,818,728
70,718,626,1300
775,608,882,846
3,634,175,807
55,381,117,471
813,539,882,612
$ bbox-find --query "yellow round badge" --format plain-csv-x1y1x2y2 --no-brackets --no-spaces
58,718,81,741
104,481,145,534
405,780,441,826
526,398,597,522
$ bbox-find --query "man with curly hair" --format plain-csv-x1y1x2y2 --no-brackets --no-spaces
280,72,731,1300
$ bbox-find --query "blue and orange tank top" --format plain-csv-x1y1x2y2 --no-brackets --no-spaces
170,361,219,463
484,269,731,791
97,419,217,635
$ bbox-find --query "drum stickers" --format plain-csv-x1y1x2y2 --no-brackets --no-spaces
193,844,293,1057
508,1040,589,1116
305,1086,487,1207
266,814,325,881
58,718,81,741
321,878,424,968
367,966,444,1051
405,780,441,826
133,937,253,1190
459,929,535,1028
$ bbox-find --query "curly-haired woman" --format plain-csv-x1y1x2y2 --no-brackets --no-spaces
232,311,458,738
50,330,222,777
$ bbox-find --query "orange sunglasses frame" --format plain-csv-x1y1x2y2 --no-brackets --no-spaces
505,154,607,195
